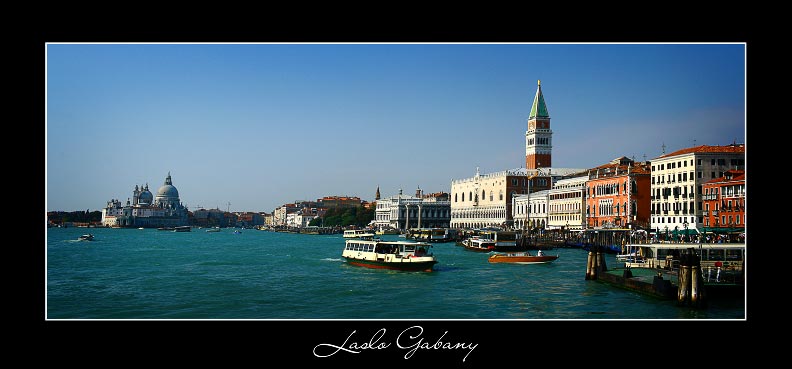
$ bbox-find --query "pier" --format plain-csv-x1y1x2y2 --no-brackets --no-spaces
587,245,744,307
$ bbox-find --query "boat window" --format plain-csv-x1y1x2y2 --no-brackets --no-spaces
726,249,742,261
706,249,724,261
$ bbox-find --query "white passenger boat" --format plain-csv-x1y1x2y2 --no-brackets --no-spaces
342,236,437,272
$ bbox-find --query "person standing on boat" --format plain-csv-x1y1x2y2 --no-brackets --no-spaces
537,249,544,256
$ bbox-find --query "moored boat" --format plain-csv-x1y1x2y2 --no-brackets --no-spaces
342,236,437,272
173,226,191,232
206,227,220,233
343,229,375,238
460,236,496,252
488,251,559,264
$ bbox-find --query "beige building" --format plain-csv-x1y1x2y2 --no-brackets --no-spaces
547,175,587,231
650,143,745,235
450,168,534,229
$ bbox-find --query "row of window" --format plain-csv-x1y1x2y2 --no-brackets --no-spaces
384,209,450,219
651,216,697,224
345,244,375,252
704,185,746,197
588,181,633,196
550,192,581,200
451,209,508,219
652,158,743,172
548,215,580,222
527,137,550,146
703,214,742,227
704,199,745,212
514,203,547,215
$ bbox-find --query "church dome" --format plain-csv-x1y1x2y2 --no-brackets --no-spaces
154,172,180,202
139,189,154,204
156,184,179,198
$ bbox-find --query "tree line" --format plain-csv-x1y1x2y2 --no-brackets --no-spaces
309,206,375,227
48,210,102,224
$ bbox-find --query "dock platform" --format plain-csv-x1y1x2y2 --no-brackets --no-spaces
597,265,744,300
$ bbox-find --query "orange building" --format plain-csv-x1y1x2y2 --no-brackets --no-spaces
585,157,651,230
701,170,745,236
319,196,361,208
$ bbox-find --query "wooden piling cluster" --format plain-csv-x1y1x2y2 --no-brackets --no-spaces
677,248,707,308
585,246,607,280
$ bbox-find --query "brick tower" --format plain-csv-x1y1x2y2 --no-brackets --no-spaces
525,80,552,170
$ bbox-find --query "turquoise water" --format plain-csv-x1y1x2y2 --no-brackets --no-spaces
46,227,745,319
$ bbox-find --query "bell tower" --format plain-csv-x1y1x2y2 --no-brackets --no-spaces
525,80,552,170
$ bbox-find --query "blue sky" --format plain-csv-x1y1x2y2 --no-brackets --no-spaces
46,43,745,212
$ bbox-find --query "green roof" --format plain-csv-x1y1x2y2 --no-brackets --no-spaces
529,82,550,119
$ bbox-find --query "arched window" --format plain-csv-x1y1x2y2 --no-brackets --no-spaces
469,192,473,202
499,190,503,201
489,191,493,201
454,193,457,202
462,193,465,202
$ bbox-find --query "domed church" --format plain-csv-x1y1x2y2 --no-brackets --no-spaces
101,172,189,228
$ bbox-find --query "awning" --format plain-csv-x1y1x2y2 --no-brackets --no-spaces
700,227,743,234
672,228,700,236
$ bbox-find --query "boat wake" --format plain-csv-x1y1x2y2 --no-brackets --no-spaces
321,258,343,262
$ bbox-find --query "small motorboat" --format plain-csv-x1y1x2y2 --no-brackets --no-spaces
206,227,221,233
78,234,94,241
488,251,558,264
173,226,191,232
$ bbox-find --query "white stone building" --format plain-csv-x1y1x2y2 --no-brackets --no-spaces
650,144,745,235
512,190,549,230
375,188,450,230
547,175,587,231
100,172,188,228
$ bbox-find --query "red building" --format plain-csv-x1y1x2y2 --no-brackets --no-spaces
702,170,745,237
585,157,651,230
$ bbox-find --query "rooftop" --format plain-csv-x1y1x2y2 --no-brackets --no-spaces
654,144,745,160
704,170,746,185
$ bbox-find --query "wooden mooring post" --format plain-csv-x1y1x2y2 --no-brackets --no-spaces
585,251,594,280
585,246,607,280
677,248,707,308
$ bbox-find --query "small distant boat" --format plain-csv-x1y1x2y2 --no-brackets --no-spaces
138,227,144,230
233,229,242,234
173,226,191,232
78,234,94,241
375,228,400,235
157,227,174,231
206,227,221,233
488,251,559,264
343,230,375,238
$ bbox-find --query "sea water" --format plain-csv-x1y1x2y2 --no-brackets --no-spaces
46,227,745,319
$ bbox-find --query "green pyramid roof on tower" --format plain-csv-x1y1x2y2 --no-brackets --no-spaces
529,80,550,119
